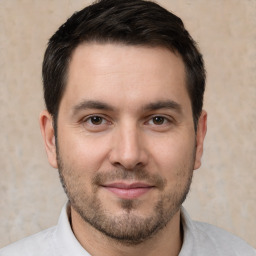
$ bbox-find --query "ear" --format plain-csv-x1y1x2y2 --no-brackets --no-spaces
39,110,58,169
194,110,207,170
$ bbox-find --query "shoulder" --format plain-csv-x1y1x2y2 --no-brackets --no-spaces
193,221,256,255
180,207,256,256
0,226,57,256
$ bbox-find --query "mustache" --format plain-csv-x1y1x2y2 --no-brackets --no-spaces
92,167,166,190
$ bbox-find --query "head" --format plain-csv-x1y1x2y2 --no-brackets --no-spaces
40,0,207,246
42,0,205,131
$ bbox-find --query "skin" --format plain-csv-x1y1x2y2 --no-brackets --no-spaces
40,43,207,256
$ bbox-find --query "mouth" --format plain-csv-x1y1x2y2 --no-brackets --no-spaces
101,182,155,200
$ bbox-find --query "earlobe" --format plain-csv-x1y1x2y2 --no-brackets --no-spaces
39,110,58,169
194,110,207,170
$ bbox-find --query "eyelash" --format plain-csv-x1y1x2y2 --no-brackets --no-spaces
83,115,110,126
146,115,172,126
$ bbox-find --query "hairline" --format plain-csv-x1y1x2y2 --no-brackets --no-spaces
53,40,198,132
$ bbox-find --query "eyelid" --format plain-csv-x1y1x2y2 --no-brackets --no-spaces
81,114,112,130
145,115,174,124
85,114,108,121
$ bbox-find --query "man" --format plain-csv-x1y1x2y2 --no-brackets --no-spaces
0,0,255,255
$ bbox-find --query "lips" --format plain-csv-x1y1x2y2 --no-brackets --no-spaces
102,182,154,199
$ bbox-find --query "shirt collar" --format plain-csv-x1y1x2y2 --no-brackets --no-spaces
54,202,91,256
54,203,196,256
179,206,198,255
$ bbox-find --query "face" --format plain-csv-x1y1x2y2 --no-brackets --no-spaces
40,43,207,244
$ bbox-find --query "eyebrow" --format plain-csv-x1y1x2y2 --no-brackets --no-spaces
72,100,115,115
143,100,182,113
72,99,182,116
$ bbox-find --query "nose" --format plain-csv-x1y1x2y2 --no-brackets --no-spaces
109,123,149,170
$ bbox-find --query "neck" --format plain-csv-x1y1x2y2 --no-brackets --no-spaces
70,207,183,256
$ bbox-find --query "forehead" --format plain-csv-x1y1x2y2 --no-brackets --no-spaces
60,43,190,114
68,43,185,80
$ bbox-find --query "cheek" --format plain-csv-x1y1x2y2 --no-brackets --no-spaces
148,132,196,176
57,129,112,173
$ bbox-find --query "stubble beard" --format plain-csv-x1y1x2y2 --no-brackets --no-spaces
56,148,195,245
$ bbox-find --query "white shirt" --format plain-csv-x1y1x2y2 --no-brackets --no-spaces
1,203,255,256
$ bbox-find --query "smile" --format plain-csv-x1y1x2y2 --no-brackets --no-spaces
102,182,155,200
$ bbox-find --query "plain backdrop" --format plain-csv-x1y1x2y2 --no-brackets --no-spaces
0,0,255,248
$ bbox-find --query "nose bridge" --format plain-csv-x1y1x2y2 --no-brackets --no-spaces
110,120,147,169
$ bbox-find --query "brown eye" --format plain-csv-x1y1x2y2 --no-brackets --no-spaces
89,116,103,125
152,116,165,125
83,115,111,132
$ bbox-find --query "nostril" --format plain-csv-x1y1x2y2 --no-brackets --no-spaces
110,151,147,170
